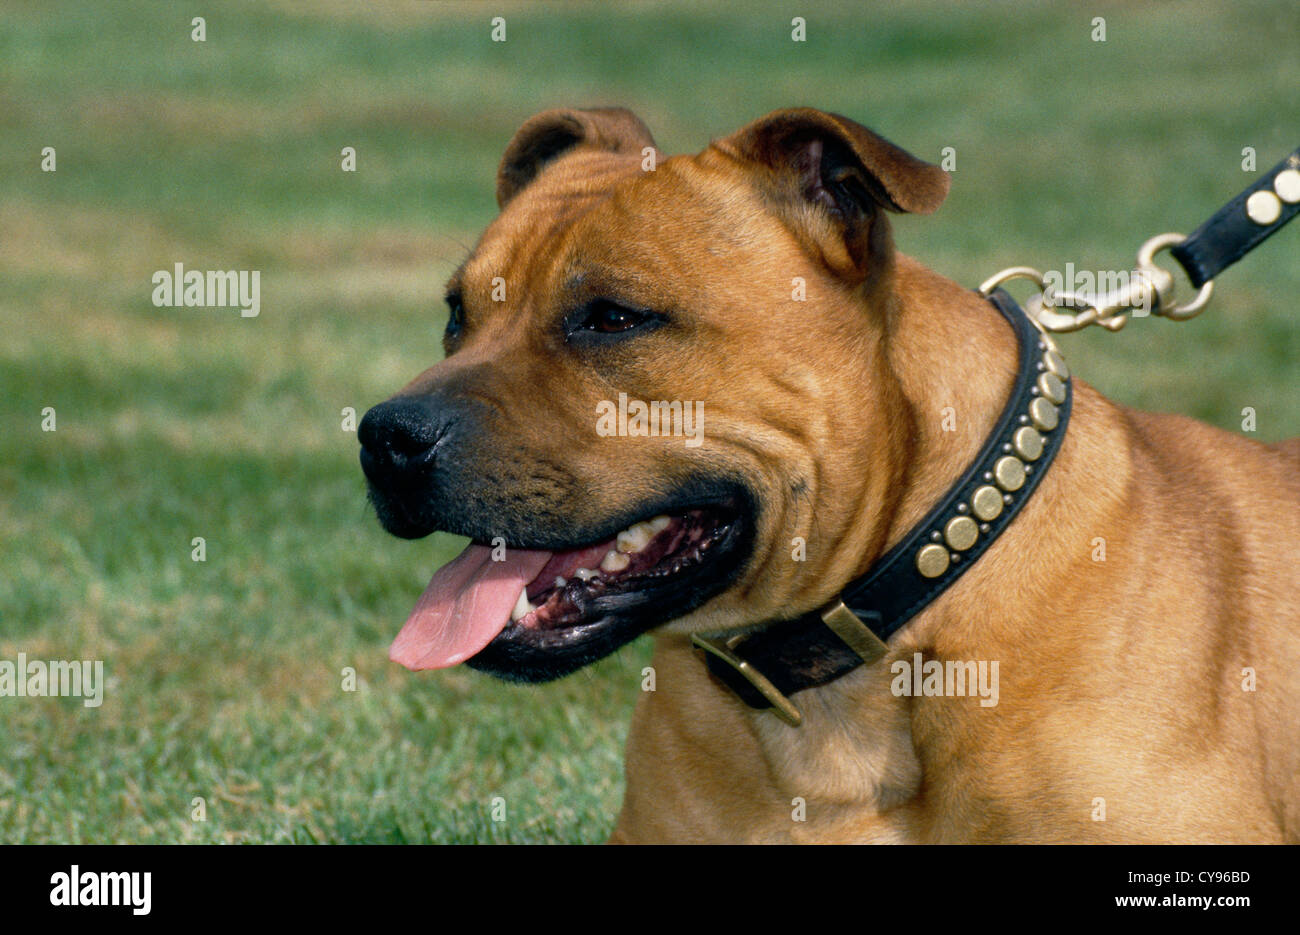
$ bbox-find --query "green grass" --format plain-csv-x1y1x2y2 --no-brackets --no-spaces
0,0,1296,843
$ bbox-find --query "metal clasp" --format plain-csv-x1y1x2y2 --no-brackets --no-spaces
1135,232,1214,320
980,233,1215,334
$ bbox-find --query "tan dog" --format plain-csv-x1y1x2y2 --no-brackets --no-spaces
359,107,1300,843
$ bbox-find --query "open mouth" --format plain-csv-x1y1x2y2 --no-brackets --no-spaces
387,499,751,682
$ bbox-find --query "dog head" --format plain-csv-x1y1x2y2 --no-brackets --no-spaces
359,107,949,681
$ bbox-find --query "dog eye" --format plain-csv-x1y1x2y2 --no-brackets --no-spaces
582,301,648,334
444,293,465,338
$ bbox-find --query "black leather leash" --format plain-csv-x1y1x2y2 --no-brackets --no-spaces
1172,148,1300,288
694,289,1072,725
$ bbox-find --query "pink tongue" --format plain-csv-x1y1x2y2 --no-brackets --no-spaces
389,543,552,671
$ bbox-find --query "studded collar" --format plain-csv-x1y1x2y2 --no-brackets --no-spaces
692,288,1073,725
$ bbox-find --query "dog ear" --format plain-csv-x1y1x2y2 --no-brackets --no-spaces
718,108,950,280
496,107,658,207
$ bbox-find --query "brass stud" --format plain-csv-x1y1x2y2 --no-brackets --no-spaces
944,515,979,551
1245,190,1282,225
993,455,1026,491
916,543,950,578
1038,372,1066,405
1029,397,1059,431
1013,426,1044,461
971,485,1004,521
1043,349,1069,380
1275,168,1300,204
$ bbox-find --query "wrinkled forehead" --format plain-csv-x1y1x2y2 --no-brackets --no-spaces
452,149,773,299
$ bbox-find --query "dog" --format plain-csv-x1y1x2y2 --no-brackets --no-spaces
358,107,1300,843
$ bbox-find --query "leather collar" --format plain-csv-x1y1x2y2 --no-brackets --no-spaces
693,288,1073,725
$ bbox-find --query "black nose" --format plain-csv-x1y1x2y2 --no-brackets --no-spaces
358,397,444,481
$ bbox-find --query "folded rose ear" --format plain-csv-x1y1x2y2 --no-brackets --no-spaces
717,108,950,280
496,107,658,208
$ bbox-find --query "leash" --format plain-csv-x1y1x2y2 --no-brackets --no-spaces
695,147,1300,726
985,148,1300,334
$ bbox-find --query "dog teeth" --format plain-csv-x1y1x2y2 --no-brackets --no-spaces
574,568,597,582
616,523,654,554
509,588,535,623
616,515,673,554
554,576,567,588
600,549,630,573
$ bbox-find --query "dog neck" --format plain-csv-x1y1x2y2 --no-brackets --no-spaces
745,256,1030,815
640,255,1133,834
877,254,1023,553
747,256,1131,817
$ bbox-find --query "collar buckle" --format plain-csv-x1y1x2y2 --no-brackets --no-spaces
691,603,889,729
691,632,804,727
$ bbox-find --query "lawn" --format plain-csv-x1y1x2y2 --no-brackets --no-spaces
0,0,1296,843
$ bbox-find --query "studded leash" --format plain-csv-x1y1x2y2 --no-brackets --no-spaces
985,147,1300,335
